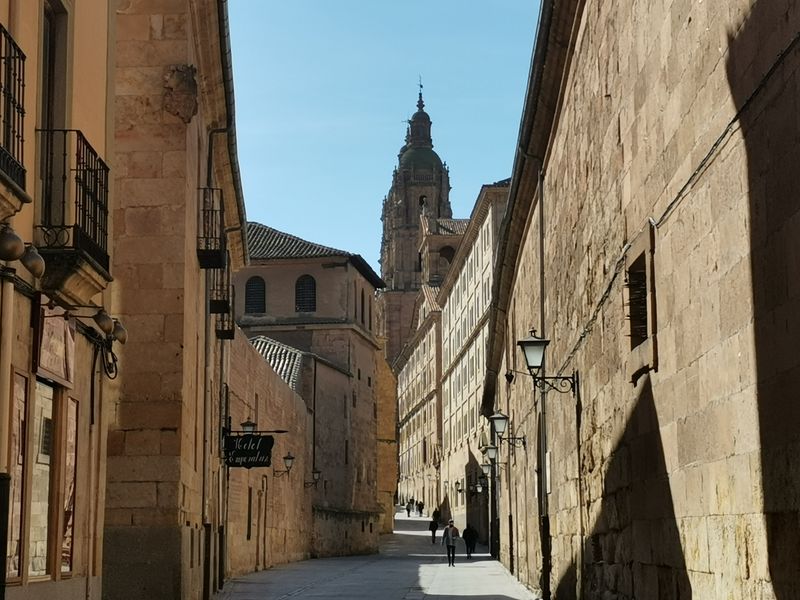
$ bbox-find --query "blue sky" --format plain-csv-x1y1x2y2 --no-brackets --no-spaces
228,1,539,271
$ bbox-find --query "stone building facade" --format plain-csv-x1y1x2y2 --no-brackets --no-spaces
396,286,442,512
481,1,800,599
438,183,507,541
234,222,390,553
379,93,452,363
0,2,118,599
104,2,311,599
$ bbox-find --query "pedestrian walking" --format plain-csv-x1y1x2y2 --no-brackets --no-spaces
462,523,478,559
432,507,441,523
406,500,413,517
428,518,438,543
441,519,459,566
418,500,425,516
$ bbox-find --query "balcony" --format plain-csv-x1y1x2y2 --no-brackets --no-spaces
197,187,226,269
0,24,29,220
209,264,230,314
216,290,234,342
36,129,111,305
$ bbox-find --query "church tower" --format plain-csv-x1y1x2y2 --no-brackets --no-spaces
379,91,452,363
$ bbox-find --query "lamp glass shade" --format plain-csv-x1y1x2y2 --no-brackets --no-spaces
481,462,491,476
476,484,483,493
283,452,295,471
20,245,45,278
489,411,509,435
517,333,550,371
240,419,256,433
312,469,321,481
93,310,114,335
485,445,498,461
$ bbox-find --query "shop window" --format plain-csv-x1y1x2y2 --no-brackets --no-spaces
61,398,78,573
7,374,28,580
244,276,266,314
29,381,55,576
8,377,80,580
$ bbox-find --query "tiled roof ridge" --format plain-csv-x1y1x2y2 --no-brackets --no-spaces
247,221,352,260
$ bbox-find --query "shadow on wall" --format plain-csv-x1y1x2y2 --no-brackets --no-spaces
556,377,692,599
727,2,800,598
465,448,490,544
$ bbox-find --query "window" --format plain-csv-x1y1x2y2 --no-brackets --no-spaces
625,222,657,382
626,254,648,349
0,23,25,188
244,276,266,313
360,289,365,325
295,274,316,312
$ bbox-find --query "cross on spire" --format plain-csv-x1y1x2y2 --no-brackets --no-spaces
417,76,424,110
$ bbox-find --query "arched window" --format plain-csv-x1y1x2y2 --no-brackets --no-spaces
244,276,265,314
295,275,316,312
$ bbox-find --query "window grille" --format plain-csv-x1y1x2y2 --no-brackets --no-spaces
244,276,265,313
295,274,316,312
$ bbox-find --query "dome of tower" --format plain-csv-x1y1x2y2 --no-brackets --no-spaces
399,146,443,170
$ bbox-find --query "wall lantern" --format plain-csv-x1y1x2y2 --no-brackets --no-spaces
488,411,526,449
240,418,257,434
304,468,322,488
454,480,463,494
480,462,492,476
273,452,295,478
481,444,498,462
517,329,578,395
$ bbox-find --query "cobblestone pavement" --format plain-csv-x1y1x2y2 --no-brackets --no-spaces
215,508,540,599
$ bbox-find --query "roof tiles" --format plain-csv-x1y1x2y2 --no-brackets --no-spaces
250,336,304,391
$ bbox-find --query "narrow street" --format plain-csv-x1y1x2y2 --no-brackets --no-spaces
215,509,538,600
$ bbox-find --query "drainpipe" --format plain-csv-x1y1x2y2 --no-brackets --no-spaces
537,164,553,600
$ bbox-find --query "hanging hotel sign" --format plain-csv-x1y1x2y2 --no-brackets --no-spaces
223,434,274,468
32,295,75,388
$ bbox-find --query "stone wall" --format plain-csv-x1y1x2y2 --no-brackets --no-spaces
495,0,800,598
225,328,311,574
375,340,398,533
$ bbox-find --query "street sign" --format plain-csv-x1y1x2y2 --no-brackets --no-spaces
223,434,274,469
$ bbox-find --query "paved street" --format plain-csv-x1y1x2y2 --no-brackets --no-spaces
215,508,539,599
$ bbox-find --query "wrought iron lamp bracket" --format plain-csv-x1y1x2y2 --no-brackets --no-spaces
533,373,577,395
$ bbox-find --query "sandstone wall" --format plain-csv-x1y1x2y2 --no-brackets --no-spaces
498,1,800,598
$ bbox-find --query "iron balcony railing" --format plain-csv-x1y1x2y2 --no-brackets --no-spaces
215,285,235,340
209,264,230,314
0,24,25,189
37,129,110,271
197,187,226,269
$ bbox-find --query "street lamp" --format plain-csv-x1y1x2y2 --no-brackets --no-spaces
482,444,498,462
273,452,294,478
488,411,526,448
304,468,322,487
517,330,577,394
480,462,492,476
240,418,257,434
